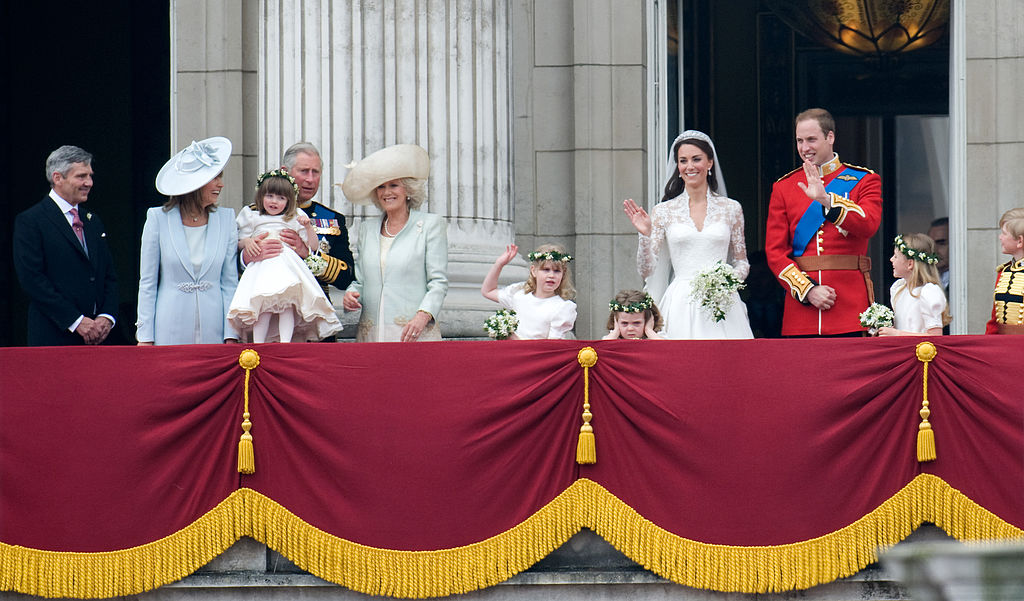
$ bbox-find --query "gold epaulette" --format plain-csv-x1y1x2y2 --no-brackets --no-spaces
998,258,1024,272
841,162,875,175
774,166,803,184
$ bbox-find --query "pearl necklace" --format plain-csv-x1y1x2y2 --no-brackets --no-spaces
383,216,406,237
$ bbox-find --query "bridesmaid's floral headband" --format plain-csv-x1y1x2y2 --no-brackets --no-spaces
527,250,573,263
895,234,940,265
609,293,653,314
256,169,299,195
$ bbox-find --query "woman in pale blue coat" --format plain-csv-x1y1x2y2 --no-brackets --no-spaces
341,144,448,342
136,137,239,345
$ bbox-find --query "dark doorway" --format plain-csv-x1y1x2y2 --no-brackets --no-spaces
2,2,170,345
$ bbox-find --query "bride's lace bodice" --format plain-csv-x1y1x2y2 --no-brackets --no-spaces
637,191,749,281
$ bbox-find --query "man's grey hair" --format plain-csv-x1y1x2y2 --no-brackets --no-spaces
46,145,93,185
282,142,321,170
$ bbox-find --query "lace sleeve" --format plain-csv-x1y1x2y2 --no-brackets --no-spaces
637,206,666,279
726,200,750,281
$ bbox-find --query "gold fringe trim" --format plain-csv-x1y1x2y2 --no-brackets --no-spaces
2,476,1022,598
576,347,598,464
915,342,937,462
582,474,1023,594
0,490,248,599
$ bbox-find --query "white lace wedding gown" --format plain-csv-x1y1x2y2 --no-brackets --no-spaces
637,191,753,339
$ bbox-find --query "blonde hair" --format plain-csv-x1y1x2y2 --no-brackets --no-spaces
605,289,663,334
524,243,575,300
894,232,951,326
371,177,427,211
999,207,1024,239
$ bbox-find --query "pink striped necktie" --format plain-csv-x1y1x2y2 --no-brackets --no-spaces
70,207,86,248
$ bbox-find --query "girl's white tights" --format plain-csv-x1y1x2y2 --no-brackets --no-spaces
277,310,295,343
253,311,296,343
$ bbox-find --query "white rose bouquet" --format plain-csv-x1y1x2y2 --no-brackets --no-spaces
484,309,518,340
859,303,894,335
689,261,745,323
304,252,328,277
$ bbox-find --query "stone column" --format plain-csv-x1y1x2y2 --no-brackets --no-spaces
510,0,648,338
962,0,1024,333
171,0,259,211
259,0,525,337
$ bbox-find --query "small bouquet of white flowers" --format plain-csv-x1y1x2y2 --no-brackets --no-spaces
304,252,327,277
689,261,745,323
859,303,894,335
484,309,518,340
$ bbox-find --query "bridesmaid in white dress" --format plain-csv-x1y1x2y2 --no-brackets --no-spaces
623,130,753,339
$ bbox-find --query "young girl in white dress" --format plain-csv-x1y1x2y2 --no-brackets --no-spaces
623,130,753,339
602,290,664,339
481,243,577,339
878,233,950,336
227,169,342,342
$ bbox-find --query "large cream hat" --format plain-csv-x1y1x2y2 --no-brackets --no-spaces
155,137,232,196
340,144,429,205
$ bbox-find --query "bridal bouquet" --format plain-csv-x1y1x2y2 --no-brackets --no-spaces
859,302,894,335
304,252,328,277
689,261,745,323
484,309,518,339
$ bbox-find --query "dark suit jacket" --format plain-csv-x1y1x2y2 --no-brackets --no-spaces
13,195,119,345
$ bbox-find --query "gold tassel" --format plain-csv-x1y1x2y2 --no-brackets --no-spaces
237,349,261,474
915,342,937,462
576,347,598,464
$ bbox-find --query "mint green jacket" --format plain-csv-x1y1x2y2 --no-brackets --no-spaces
347,210,448,336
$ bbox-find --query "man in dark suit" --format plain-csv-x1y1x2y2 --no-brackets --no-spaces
13,145,119,345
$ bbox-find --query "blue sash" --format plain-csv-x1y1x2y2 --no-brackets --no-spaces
791,168,865,257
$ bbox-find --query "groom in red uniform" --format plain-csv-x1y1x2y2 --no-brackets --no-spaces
765,108,882,336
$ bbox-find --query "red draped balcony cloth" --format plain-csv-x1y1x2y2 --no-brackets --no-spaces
1,337,1021,598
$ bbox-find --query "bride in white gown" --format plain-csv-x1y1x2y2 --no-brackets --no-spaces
623,130,753,339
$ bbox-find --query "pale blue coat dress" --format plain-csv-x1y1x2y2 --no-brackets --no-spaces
347,210,448,342
136,206,239,344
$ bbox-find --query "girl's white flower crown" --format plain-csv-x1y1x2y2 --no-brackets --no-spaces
609,293,653,313
527,250,573,263
895,234,940,265
256,168,299,195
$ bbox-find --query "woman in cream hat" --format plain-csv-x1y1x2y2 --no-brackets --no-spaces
137,137,240,344
341,144,448,342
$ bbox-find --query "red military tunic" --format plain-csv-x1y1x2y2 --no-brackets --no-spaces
765,154,883,335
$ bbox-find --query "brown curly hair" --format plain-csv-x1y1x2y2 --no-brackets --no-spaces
605,289,663,334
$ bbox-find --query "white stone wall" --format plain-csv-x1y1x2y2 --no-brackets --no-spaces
963,0,1024,333
511,0,649,338
256,0,525,337
171,0,258,212
169,0,1024,337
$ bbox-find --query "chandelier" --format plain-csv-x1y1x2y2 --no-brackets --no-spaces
766,0,949,60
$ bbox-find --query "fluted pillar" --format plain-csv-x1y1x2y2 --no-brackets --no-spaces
259,0,525,337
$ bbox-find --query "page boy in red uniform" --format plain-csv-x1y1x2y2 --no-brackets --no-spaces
985,207,1024,334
